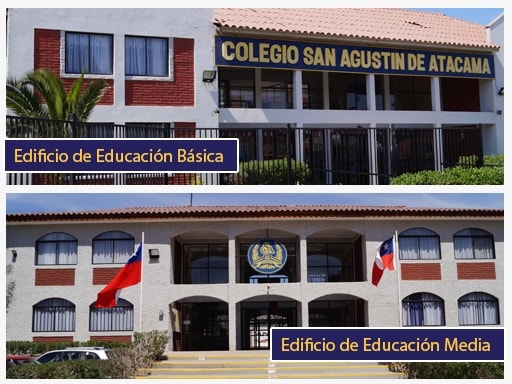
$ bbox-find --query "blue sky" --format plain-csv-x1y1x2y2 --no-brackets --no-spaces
406,8,503,25
5,192,504,214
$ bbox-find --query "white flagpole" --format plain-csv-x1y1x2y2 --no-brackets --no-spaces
394,230,402,326
140,232,144,332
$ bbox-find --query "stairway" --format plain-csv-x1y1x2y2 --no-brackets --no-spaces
135,350,405,379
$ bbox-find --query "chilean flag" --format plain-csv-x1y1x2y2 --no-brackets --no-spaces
372,236,395,286
95,243,142,308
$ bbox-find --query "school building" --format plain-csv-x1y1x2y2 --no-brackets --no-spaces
5,8,504,185
5,203,504,351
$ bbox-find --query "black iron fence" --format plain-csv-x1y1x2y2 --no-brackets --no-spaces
6,116,483,185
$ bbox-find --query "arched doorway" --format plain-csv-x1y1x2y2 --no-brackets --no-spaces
239,296,298,350
173,298,228,351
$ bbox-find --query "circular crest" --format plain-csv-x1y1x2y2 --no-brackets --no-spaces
247,238,288,274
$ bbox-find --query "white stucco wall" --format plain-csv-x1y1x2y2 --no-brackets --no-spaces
6,8,218,127
6,215,504,343
487,13,504,154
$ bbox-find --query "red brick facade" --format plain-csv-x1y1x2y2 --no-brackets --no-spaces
125,38,195,106
33,336,74,343
400,263,442,280
33,28,116,106
457,262,496,280
93,268,123,285
90,335,132,343
35,269,75,286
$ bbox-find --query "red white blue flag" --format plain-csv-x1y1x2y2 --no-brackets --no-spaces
372,236,395,286
95,243,142,308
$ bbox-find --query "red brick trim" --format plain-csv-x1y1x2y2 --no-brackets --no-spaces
35,269,75,286
90,335,132,343
401,263,441,280
93,268,123,285
457,262,496,280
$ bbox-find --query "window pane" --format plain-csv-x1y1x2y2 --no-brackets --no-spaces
125,37,147,75
454,237,473,259
89,34,112,74
147,38,168,76
458,292,499,325
125,36,168,76
66,32,112,74
66,33,89,73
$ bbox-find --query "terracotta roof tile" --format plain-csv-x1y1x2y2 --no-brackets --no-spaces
6,205,503,222
214,8,499,50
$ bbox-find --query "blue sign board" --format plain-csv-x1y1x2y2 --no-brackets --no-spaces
216,36,495,78
271,327,504,361
5,138,239,173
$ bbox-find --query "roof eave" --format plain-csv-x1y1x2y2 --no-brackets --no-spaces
216,26,500,53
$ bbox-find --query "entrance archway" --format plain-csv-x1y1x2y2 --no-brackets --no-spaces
239,297,298,350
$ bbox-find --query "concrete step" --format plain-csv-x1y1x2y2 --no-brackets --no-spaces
135,351,404,379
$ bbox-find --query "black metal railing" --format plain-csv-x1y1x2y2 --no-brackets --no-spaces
6,116,484,185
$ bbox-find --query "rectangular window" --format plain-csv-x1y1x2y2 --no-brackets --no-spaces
183,244,228,284
65,32,113,75
125,36,169,77
218,67,255,108
329,72,367,110
307,243,354,282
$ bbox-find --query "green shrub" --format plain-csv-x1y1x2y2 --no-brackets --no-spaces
6,359,125,379
226,158,311,184
391,155,504,185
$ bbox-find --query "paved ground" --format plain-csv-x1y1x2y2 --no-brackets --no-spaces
135,350,406,380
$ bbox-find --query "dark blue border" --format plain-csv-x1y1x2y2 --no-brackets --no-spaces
5,139,239,172
216,36,495,78
271,328,504,361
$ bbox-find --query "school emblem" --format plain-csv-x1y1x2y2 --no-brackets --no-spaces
247,238,287,274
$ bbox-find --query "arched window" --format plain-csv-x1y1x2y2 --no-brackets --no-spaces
402,292,445,326
399,228,440,260
90,298,134,331
92,231,134,264
454,228,495,259
33,298,75,332
458,292,499,325
36,232,78,265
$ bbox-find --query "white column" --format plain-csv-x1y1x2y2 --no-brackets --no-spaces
299,234,309,327
228,235,237,351
431,77,443,170
293,70,303,110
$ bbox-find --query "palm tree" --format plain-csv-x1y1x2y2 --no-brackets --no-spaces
6,68,108,122
6,68,108,184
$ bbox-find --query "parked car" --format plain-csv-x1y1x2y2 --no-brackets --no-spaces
6,355,41,369
35,347,110,363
